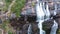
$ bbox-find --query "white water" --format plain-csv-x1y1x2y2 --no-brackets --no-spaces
50,4,58,34
36,1,52,34
45,4,50,19
36,0,45,34
27,0,58,34
50,20,58,34
42,2,50,21
28,24,32,34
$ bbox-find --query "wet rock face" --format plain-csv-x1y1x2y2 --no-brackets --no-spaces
9,16,38,34
10,13,55,34
32,23,39,34
42,19,54,34
9,16,54,34
27,15,36,22
10,15,59,34
42,19,54,30
54,14,60,29
20,12,37,22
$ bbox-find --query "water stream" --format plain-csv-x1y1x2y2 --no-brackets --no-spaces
27,0,58,34
28,24,32,34
42,2,50,21
36,0,58,34
36,0,45,34
50,20,58,34
50,4,58,34
45,3,50,20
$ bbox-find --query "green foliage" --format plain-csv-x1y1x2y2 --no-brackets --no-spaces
8,31,13,34
5,0,13,6
57,29,60,34
11,0,26,17
2,22,6,29
4,0,26,17
32,2,35,7
2,20,9,29
3,0,13,11
2,20,10,31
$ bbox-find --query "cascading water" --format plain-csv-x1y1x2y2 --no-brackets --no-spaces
42,2,50,21
42,3,51,34
50,4,58,34
28,24,32,34
35,0,58,34
36,0,45,34
45,3,50,20
50,20,58,34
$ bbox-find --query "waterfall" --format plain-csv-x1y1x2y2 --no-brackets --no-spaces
45,3,50,19
36,0,45,34
42,2,50,21
35,0,58,34
50,4,58,34
36,1,45,22
54,3,57,16
50,20,58,34
28,24,32,34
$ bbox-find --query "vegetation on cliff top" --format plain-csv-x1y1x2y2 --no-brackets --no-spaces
11,0,26,17
4,0,26,17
